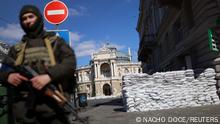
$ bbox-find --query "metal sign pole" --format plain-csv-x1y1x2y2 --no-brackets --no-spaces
55,24,59,30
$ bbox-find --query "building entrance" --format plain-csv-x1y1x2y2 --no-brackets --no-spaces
103,83,112,96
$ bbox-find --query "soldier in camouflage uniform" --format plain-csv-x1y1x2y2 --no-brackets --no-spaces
0,5,76,124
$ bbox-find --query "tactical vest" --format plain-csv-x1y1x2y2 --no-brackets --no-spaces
14,36,64,94
15,36,57,66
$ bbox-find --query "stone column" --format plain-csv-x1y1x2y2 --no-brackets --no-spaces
97,63,101,79
110,61,114,77
94,63,98,78
113,61,116,77
111,62,113,77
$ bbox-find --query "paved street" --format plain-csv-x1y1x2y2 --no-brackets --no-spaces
77,97,220,124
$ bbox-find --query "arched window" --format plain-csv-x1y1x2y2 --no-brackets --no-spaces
85,71,90,81
79,73,83,82
124,68,129,73
118,68,121,76
138,68,141,73
100,63,111,77
86,84,90,91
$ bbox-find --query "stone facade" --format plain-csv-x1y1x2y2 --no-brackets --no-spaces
137,0,220,97
122,68,220,112
137,0,220,73
77,44,142,97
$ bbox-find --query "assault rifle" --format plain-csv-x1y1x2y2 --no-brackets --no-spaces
1,55,89,124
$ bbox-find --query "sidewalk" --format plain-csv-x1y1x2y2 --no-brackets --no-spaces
79,98,220,124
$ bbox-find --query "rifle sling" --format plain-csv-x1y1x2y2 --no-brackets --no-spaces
44,37,64,95
15,42,27,66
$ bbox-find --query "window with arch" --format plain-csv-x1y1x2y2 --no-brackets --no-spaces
100,63,111,77
124,68,129,73
79,73,83,82
118,68,121,76
86,84,90,91
85,71,90,81
138,68,141,73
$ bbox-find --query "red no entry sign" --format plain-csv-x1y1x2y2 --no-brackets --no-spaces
44,0,69,25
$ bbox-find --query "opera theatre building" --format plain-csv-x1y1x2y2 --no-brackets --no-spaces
76,44,142,97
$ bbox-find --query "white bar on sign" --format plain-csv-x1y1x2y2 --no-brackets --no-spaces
47,9,65,15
